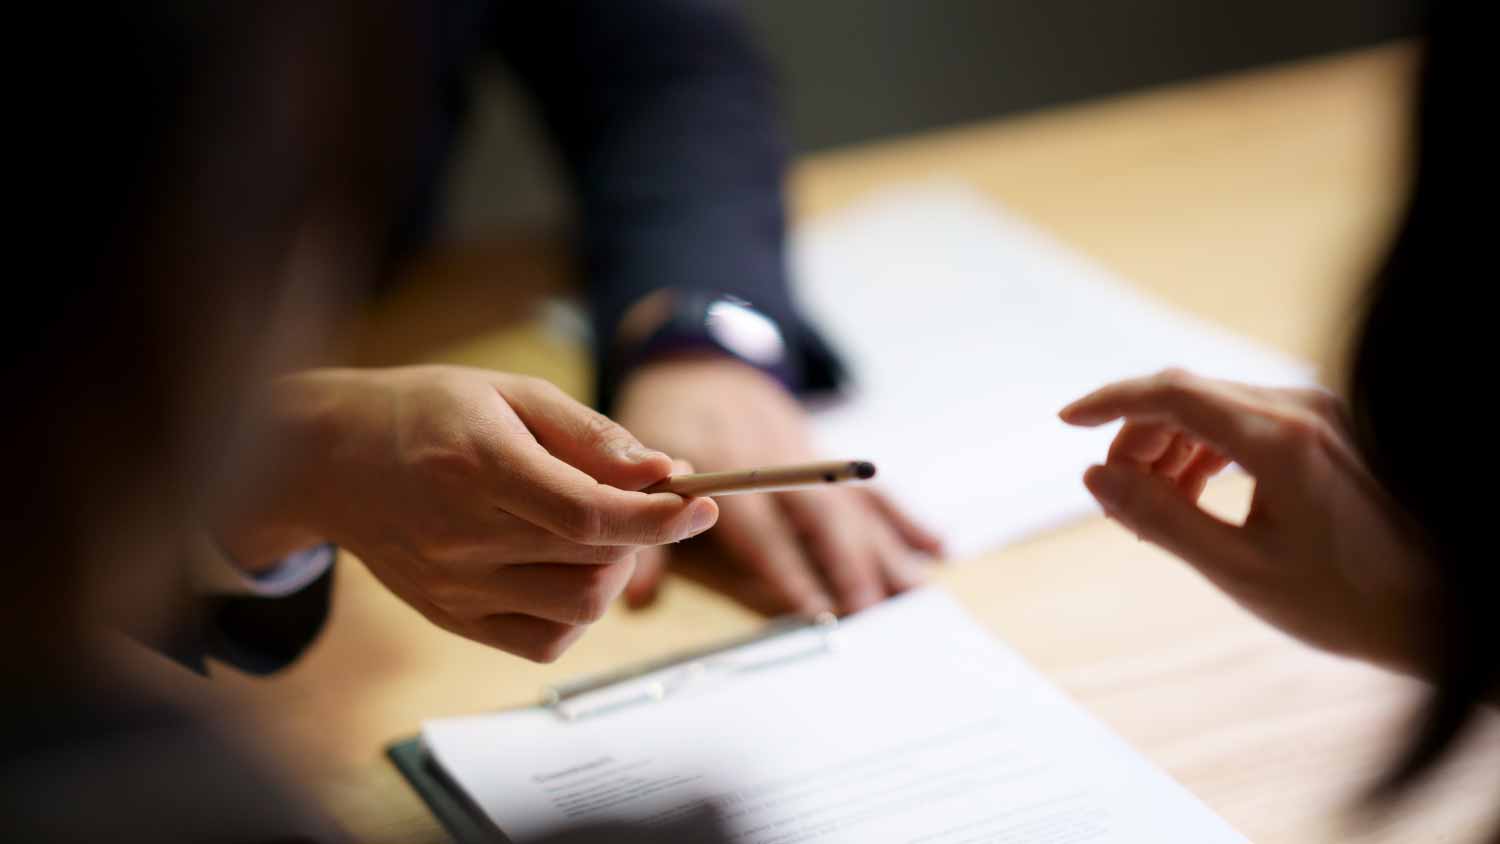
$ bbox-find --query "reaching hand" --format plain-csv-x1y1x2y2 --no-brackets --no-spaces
218,366,717,661
612,356,943,616
1060,369,1434,674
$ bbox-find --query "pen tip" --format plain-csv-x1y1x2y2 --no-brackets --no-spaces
852,461,877,480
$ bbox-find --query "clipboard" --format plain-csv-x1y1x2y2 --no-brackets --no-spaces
386,612,840,844
387,589,1247,844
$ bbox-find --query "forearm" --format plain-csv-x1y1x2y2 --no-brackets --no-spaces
494,1,839,407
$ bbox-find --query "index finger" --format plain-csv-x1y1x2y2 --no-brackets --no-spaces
713,495,833,615
506,453,720,547
469,385,719,546
778,490,885,613
1058,370,1279,474
493,374,676,491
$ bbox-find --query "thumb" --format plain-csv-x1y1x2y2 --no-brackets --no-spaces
495,375,674,489
623,459,694,608
625,545,669,609
1083,462,1247,572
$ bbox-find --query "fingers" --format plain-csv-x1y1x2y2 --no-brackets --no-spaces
1082,462,1250,577
1061,370,1277,474
860,490,941,595
468,559,636,626
713,495,833,615
1106,421,1208,486
780,491,885,613
856,491,939,595
780,489,943,614
621,458,692,609
655,544,792,618
487,448,718,548
1175,446,1234,501
442,559,637,661
465,376,719,547
1269,386,1350,430
1151,433,1199,477
638,489,937,618
430,517,644,565
493,374,674,489
1099,420,1222,503
624,545,669,609
1107,420,1178,467
868,516,930,593
862,489,946,557
463,613,588,663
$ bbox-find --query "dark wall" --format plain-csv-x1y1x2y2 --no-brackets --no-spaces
742,0,1423,151
440,0,1424,236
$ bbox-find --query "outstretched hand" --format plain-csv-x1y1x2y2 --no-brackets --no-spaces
217,366,718,661
1061,369,1434,674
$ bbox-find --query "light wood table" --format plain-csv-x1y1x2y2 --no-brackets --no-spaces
221,43,1500,842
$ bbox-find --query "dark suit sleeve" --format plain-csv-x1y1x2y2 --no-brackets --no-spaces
146,558,336,677
202,562,336,675
492,0,844,410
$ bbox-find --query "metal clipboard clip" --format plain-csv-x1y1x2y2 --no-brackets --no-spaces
542,611,840,722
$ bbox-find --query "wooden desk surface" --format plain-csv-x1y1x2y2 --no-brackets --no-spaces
222,43,1500,842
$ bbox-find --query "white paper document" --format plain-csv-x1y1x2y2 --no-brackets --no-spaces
793,184,1313,556
422,589,1246,843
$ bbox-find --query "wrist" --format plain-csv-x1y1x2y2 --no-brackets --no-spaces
603,289,795,411
211,370,354,571
613,355,806,450
212,521,326,575
618,353,789,398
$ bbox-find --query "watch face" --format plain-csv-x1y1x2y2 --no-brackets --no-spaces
705,297,786,366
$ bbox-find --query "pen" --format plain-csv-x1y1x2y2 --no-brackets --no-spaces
644,460,877,497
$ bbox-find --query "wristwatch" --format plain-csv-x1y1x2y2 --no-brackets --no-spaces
605,290,796,402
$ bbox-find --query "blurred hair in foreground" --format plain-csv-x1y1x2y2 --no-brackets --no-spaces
4,0,418,668
4,1,419,841
1348,5,1496,834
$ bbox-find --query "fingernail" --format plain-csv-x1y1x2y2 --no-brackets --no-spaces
626,445,669,465
688,500,717,535
1058,402,1091,423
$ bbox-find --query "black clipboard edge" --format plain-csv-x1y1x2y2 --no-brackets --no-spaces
386,736,511,844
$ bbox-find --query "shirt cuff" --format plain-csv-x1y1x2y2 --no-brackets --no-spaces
189,533,336,598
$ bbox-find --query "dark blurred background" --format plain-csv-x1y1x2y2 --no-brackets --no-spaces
443,0,1420,237
743,0,1419,150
